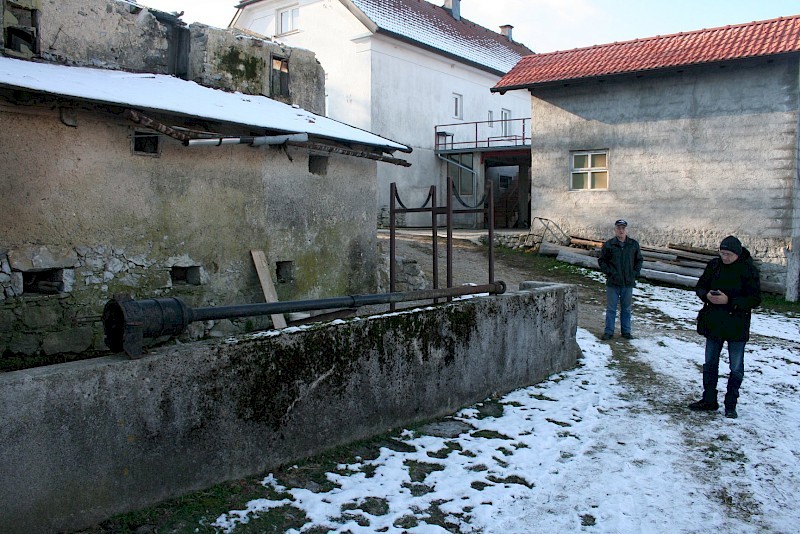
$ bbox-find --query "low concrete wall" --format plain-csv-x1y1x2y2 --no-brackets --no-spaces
0,282,579,533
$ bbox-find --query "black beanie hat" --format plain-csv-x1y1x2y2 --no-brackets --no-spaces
719,235,742,256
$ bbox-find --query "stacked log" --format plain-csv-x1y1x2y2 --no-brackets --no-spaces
538,237,782,294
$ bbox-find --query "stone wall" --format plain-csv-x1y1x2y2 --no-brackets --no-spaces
0,0,364,363
0,101,377,365
525,58,800,300
0,282,580,533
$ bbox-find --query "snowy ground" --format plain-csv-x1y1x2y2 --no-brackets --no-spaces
212,277,800,533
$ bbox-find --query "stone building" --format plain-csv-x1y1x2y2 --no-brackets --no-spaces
493,15,800,301
0,0,410,365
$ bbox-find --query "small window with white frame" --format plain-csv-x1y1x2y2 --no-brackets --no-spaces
452,93,463,119
570,150,609,190
487,110,494,127
277,6,299,35
500,108,511,136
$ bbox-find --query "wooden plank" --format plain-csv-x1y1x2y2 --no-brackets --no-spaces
250,250,287,329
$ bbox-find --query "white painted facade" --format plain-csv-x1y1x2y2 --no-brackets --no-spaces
232,0,531,223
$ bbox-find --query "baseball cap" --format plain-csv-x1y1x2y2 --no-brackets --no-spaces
614,219,628,227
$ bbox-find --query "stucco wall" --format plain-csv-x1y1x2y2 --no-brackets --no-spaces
0,101,377,362
0,283,580,533
527,59,800,296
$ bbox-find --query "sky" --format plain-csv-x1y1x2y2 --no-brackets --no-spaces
206,273,800,533
135,0,800,53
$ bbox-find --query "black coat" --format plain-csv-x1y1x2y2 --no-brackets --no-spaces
695,247,761,342
598,237,643,287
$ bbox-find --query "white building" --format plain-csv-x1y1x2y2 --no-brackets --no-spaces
232,0,533,227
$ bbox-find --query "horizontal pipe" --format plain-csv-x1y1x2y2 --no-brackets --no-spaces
187,133,308,147
189,282,506,322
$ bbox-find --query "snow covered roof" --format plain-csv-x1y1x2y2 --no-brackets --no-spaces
0,57,409,153
342,0,532,74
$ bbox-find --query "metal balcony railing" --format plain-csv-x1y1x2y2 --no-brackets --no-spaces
435,118,531,151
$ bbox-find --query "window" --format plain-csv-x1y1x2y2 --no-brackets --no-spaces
452,93,463,119
276,261,294,283
132,130,160,156
3,3,39,57
170,266,201,286
500,109,511,136
487,110,494,127
570,150,609,190
22,269,64,294
447,153,474,196
309,155,328,175
271,56,290,98
278,6,299,34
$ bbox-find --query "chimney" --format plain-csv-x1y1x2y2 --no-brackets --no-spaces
444,0,461,21
500,24,513,41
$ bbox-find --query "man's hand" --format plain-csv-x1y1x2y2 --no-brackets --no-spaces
708,290,729,305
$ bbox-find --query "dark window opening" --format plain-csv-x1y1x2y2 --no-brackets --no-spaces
276,261,294,283
22,269,64,295
133,130,160,155
309,155,328,175
3,5,39,57
171,266,201,286
271,57,290,98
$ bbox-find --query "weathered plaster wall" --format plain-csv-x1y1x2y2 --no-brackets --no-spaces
189,25,326,114
7,0,325,113
0,100,377,362
0,283,580,533
527,59,800,296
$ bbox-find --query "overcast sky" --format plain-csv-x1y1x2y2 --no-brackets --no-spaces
136,0,800,53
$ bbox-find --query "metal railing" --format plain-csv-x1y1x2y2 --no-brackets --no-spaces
434,118,531,151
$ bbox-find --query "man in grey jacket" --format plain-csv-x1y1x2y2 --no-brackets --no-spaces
598,219,643,340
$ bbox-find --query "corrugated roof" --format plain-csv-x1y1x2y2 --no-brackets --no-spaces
493,14,800,92
345,0,532,74
0,57,409,153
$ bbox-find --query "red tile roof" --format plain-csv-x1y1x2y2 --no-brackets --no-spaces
493,14,800,92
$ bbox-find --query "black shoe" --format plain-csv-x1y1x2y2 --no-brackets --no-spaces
601,333,613,340
621,332,633,339
725,407,738,419
688,399,719,411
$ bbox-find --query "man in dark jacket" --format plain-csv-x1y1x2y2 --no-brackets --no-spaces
690,235,761,419
598,219,644,340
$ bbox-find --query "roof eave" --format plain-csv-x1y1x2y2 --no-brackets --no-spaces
496,51,800,92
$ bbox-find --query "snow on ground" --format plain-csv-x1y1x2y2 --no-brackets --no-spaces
213,280,800,533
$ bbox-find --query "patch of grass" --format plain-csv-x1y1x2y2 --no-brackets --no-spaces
486,474,534,488
470,429,514,440
760,294,800,315
404,459,445,483
427,440,463,459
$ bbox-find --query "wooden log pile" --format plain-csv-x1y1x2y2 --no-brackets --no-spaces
538,238,783,294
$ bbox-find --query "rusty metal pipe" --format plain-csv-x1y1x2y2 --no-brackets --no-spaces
103,282,506,358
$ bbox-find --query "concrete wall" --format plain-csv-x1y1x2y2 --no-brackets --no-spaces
526,59,800,299
0,282,580,533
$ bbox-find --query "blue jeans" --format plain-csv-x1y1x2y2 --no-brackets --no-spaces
604,285,633,335
703,336,746,408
